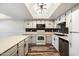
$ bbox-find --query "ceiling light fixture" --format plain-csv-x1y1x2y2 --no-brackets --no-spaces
36,3,47,14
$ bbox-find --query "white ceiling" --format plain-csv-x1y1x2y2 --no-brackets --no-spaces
25,3,60,19
0,3,78,20
0,3,33,20
50,3,79,19
25,3,78,19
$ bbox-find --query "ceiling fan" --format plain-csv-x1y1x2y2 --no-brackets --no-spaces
36,3,47,14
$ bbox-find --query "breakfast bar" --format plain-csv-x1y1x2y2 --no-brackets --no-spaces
0,35,29,56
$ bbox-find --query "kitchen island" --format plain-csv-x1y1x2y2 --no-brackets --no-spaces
0,35,29,56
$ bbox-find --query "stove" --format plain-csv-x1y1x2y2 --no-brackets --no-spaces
36,34,46,45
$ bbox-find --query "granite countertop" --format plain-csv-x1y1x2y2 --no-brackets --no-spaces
0,35,29,55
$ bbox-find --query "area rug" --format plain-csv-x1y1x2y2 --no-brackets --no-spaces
27,45,60,56
31,46,49,51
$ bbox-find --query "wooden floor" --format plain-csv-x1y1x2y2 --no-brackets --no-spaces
27,44,60,56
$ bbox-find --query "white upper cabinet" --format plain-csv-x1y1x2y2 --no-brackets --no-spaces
41,21,45,24
25,21,36,28
66,10,72,27
53,19,58,28
32,21,36,28
36,21,41,24
53,20,56,28
56,17,60,24
24,21,30,28
59,14,66,23
28,21,33,28
36,20,45,24
45,21,53,28
25,20,53,28
61,14,66,22
53,14,66,28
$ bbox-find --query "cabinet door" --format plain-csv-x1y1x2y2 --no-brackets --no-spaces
41,20,45,24
28,36,32,44
36,21,41,24
53,20,57,28
52,35,55,46
29,21,33,28
46,35,52,44
28,35,36,44
56,18,60,24
32,21,36,28
25,21,30,28
54,36,59,51
1,45,17,56
31,35,36,44
45,21,53,28
18,40,24,56
66,10,72,27
60,14,66,23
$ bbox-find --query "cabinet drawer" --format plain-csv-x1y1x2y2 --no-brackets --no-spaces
1,45,17,56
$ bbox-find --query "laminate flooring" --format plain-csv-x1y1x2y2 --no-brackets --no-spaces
27,44,60,56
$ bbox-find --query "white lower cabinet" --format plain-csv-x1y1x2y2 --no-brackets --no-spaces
1,45,17,56
46,35,52,44
55,36,59,51
52,35,59,51
52,35,55,46
28,36,32,44
18,40,24,56
29,35,36,44
31,35,36,44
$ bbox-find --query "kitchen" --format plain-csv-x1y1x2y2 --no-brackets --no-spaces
0,3,79,56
